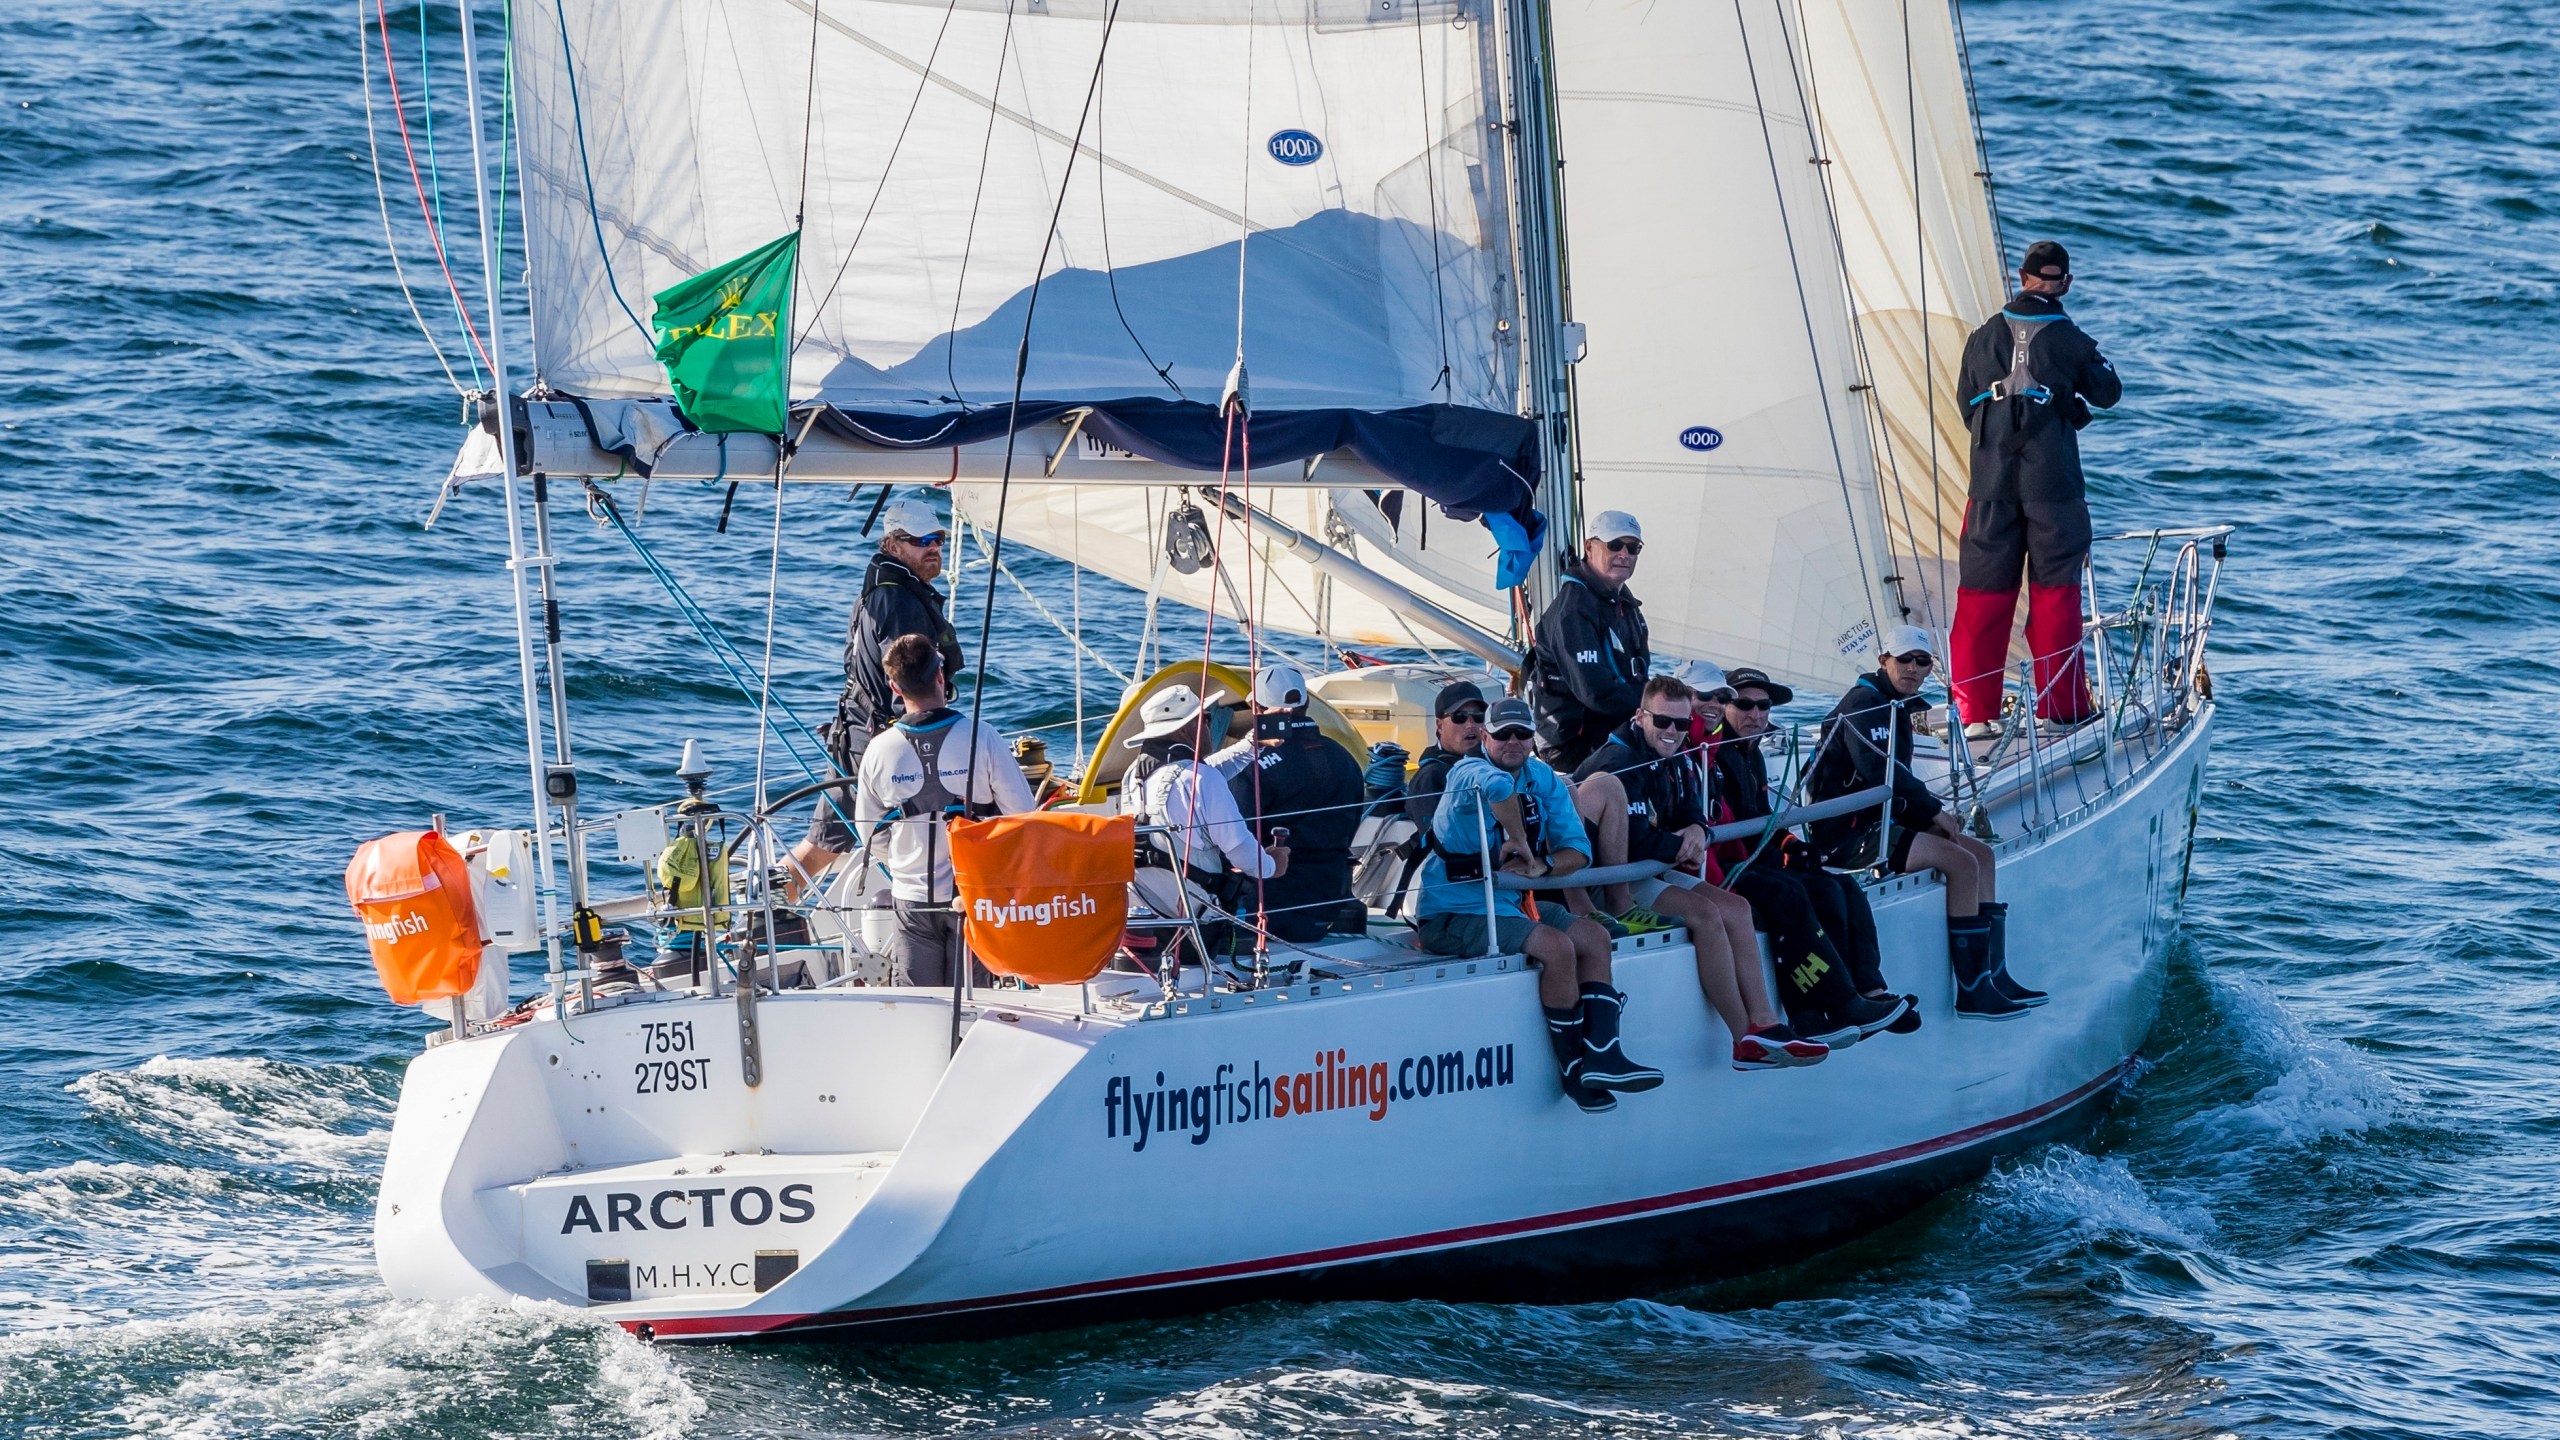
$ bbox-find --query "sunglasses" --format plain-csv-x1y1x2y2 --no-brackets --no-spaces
1487,726,1535,742
1644,712,1690,730
1726,697,1773,712
1890,651,1935,667
1602,538,1644,556
896,531,947,548
1447,708,1487,725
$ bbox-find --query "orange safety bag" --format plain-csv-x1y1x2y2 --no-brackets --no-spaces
947,812,1134,985
345,830,485,1006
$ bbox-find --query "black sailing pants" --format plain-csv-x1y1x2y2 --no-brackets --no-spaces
1726,864,1858,1021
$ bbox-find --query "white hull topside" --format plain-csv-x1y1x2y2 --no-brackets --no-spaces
376,709,2212,1341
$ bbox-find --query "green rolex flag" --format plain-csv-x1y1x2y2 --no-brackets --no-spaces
651,230,799,436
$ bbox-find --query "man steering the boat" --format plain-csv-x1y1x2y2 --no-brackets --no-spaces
1415,697,1664,1113
1528,510,1651,770
1214,662,1365,944
849,633,1038,986
1950,239,2122,738
1806,627,2042,1019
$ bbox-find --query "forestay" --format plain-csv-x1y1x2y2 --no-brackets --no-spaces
512,0,1518,428
1550,0,1896,693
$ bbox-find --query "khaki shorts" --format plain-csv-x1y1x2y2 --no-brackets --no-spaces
1416,907,1570,959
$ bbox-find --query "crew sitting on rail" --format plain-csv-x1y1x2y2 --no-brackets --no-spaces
1415,696,1663,1113
848,634,1037,987
1123,682,1290,900
1711,666,1919,1032
1567,676,1830,1071
1807,625,2039,1020
1697,667,1913,1047
1528,510,1652,770
653,788,728,983
1211,663,1365,945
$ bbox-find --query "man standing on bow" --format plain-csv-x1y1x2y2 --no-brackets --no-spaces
1950,240,2122,738
1530,510,1651,770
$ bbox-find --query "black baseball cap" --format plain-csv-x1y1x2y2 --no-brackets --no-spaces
1434,679,1489,718
1722,666,1794,706
2021,240,2071,281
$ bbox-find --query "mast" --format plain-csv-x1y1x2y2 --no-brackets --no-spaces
1503,0,1582,614
458,0,572,1007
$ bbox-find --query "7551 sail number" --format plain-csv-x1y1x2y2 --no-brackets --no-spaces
635,1020,711,1094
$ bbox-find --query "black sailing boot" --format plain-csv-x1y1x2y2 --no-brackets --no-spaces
1576,984,1665,1093
1980,902,2047,1007
1950,914,2027,1019
1545,1005,1616,1113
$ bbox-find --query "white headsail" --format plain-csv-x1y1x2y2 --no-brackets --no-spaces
1549,0,1897,692
1796,0,2010,633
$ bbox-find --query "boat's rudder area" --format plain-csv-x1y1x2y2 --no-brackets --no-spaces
375,990,1101,1324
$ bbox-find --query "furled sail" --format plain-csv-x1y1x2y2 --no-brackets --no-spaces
1549,0,1896,692
510,0,1524,493
1795,0,2010,633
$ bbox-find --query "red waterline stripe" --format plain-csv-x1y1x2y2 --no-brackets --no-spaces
637,1061,2133,1339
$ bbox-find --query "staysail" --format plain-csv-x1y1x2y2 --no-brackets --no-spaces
1549,0,1898,691
1795,0,2010,633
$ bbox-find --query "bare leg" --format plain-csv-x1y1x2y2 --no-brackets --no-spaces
1570,773,1632,914
1955,833,1998,904
1569,916,1616,987
1903,833,1982,918
1528,925,1582,1011
1655,882,1778,1037
786,839,840,903
1674,891,1751,1041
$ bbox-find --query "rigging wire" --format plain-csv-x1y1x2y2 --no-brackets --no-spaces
795,0,965,350
943,0,1025,407
1948,0,2010,273
1411,0,1452,396
1092,61,1183,398
415,0,484,390
371,0,494,374
1901,0,1949,629
962,0,1128,798
548,0,655,348
359,0,466,395
1732,0,1886,653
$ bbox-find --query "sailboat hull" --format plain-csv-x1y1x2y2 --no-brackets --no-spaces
376,709,2209,1342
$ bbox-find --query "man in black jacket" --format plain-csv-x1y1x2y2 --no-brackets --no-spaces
1806,626,2038,1018
1712,666,1917,1035
1221,664,1365,944
794,494,967,886
1950,240,2122,736
1529,510,1650,770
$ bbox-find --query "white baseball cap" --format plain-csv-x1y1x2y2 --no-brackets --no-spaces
1586,509,1642,543
1879,624,1936,659
1123,683,1233,747
1675,660,1732,701
879,495,943,541
1250,662,1309,709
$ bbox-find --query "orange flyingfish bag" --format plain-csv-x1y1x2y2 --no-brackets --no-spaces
947,812,1134,985
345,830,485,1005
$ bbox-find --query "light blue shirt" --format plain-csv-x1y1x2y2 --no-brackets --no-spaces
1416,755,1590,919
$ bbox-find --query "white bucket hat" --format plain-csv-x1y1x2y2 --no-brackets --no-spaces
1123,683,1233,747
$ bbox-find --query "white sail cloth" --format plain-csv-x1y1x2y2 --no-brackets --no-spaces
511,0,1515,416
1796,0,2010,632
1550,0,1897,692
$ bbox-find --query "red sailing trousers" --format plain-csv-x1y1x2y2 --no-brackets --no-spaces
1951,498,2095,726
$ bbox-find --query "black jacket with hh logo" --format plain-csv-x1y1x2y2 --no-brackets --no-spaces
1805,670,1944,862
1528,558,1649,769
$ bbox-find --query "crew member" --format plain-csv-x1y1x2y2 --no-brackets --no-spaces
1570,677,1830,1070
1529,510,1651,769
1708,666,1917,1040
1404,679,1491,835
1124,683,1289,894
1806,626,2038,1019
1951,240,2122,736
1219,663,1365,943
850,633,1036,986
1416,697,1663,1112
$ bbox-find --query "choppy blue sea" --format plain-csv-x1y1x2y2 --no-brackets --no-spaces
5,0,2559,1435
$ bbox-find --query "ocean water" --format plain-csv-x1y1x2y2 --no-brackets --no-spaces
4,0,2557,1436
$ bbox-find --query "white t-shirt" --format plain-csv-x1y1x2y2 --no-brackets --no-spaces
852,709,1036,902
1142,757,1276,878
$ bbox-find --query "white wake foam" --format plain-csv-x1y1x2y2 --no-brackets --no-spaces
2183,976,2396,1146
1975,1148,2217,1250
68,1054,390,1168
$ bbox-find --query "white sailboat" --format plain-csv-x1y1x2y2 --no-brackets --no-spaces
366,0,2228,1340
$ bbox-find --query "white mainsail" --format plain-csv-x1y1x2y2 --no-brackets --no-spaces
511,0,1516,417
1796,0,2009,632
1549,0,1897,692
